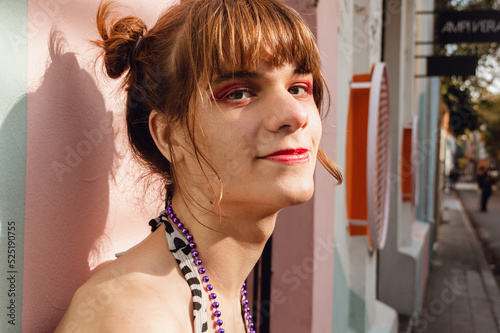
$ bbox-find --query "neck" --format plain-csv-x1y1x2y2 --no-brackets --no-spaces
170,194,278,297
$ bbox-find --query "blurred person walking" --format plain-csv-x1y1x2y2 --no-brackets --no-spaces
449,167,460,190
477,166,493,212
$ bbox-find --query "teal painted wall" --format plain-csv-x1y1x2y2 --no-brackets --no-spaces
417,91,428,222
0,0,28,331
427,77,441,223
417,79,440,223
333,249,350,332
417,80,440,271
349,290,368,332
332,249,394,333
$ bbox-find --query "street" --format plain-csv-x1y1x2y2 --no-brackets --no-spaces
456,183,500,289
416,182,500,333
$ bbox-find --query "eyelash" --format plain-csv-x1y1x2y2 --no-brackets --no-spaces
288,84,312,97
214,82,313,103
220,88,254,101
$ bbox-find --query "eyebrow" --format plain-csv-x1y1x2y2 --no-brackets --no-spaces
213,67,311,85
213,71,262,85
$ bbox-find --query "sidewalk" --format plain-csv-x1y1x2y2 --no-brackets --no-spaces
455,183,500,272
414,184,500,333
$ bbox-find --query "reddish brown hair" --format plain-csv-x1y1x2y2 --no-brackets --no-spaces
95,0,342,200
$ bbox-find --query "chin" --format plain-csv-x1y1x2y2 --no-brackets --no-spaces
276,182,315,207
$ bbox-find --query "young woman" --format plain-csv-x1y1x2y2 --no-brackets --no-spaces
56,0,342,332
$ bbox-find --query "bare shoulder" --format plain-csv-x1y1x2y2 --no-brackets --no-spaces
56,226,193,333
55,274,178,332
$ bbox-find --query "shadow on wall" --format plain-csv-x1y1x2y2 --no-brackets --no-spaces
21,30,116,332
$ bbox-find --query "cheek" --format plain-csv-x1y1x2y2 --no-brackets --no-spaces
310,111,322,144
200,117,253,171
226,112,261,149
195,108,231,151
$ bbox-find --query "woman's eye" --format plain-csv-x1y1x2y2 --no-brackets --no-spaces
288,85,310,97
213,83,254,103
227,90,251,100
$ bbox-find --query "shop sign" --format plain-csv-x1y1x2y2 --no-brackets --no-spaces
438,11,500,43
426,55,478,76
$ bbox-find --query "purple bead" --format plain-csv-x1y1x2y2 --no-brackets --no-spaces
167,203,257,333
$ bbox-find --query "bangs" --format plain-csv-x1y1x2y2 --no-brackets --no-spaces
187,0,322,88
161,0,326,113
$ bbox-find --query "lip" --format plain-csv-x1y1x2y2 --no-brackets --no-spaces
261,148,310,164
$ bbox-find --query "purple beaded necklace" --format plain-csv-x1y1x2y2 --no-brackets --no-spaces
166,203,256,333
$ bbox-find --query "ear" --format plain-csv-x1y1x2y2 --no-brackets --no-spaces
149,111,185,163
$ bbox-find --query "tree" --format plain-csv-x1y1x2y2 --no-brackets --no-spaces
477,96,500,167
442,78,479,136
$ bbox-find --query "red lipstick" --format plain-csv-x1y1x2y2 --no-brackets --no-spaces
263,148,310,164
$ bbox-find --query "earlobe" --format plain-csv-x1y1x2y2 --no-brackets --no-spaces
149,111,184,163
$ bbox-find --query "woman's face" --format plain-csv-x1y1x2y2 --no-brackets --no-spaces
178,61,322,213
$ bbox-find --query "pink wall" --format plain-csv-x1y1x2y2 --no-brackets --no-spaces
271,1,338,332
23,1,167,331
313,0,339,331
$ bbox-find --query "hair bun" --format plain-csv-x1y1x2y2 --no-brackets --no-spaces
95,1,147,79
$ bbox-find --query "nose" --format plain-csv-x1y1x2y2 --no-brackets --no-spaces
264,90,309,133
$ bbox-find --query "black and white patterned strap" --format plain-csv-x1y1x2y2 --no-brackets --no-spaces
153,211,209,333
